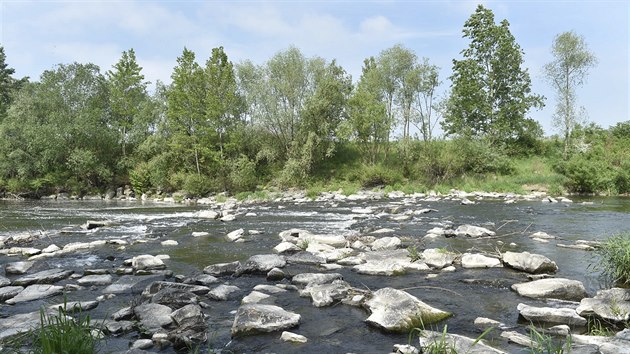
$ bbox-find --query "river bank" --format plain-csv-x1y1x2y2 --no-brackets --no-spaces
1,193,630,353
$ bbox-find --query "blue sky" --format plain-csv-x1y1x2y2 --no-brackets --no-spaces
1,0,628,135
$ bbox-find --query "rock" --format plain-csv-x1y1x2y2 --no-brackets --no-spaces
197,210,220,219
0,286,24,302
82,220,112,230
134,303,173,332
371,228,395,235
557,243,596,251
419,331,506,353
191,232,210,237
131,339,153,350
203,261,240,276
49,301,98,312
364,287,451,332
161,240,178,246
208,284,241,301
460,198,476,205
102,274,165,294
473,317,507,331
226,228,244,241
6,284,64,304
576,288,630,323
0,275,9,287
221,214,236,222
371,237,402,251
104,320,133,335
112,307,134,320
454,224,495,237
77,274,113,286
529,231,555,239
0,310,56,340
512,278,588,301
5,261,34,275
352,207,374,214
12,268,74,286
235,254,286,276
171,304,203,326
337,256,365,265
241,290,273,305
500,330,534,348
231,304,301,337
393,344,419,354
353,249,428,276
132,255,166,271
253,284,287,294
461,253,503,268
273,241,301,254
191,274,219,286
151,288,199,308
517,303,587,327
422,248,457,269
300,280,351,307
286,251,326,265
502,251,558,274
281,331,308,344
143,281,211,296
292,273,342,286
267,268,286,281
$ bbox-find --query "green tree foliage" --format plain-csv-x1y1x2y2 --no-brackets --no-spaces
0,45,27,120
443,5,544,148
543,31,597,158
0,63,116,194
347,57,389,164
237,47,351,185
106,48,149,161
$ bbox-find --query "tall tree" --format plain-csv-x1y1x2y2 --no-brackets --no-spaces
167,48,207,175
412,59,441,142
106,48,149,159
443,5,544,147
347,57,389,164
543,31,597,158
0,45,27,120
204,46,244,159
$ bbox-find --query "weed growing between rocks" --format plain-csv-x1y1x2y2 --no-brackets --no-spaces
528,325,571,354
591,233,630,286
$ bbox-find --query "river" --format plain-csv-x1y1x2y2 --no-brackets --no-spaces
1,195,629,353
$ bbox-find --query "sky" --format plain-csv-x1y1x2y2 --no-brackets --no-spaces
1,0,628,136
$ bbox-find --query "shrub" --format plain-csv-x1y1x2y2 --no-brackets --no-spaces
360,163,404,188
181,173,213,198
593,233,630,286
228,155,258,192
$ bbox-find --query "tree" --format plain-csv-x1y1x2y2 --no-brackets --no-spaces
443,5,544,148
347,57,389,164
106,48,149,160
0,45,27,120
543,31,597,158
412,59,441,142
167,48,207,175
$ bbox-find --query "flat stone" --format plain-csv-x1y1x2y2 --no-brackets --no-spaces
49,301,99,312
517,303,587,327
142,281,210,296
461,253,503,268
104,320,134,335
6,284,64,304
12,268,74,286
280,331,308,344
273,241,300,254
131,339,153,350
203,261,240,276
5,261,34,275
208,284,241,301
235,254,286,276
171,304,203,326
511,278,588,301
253,284,287,294
292,273,342,286
77,274,113,286
420,331,506,353
197,210,220,219
502,251,558,274
231,304,300,337
102,274,165,294
371,237,402,251
267,267,286,281
422,248,457,269
300,280,351,307
134,303,173,332
0,310,55,340
241,291,272,304
0,275,9,287
0,286,24,302
161,240,178,246
226,228,245,241
286,251,326,265
191,274,219,286
132,255,166,270
454,224,495,237
576,288,630,323
364,287,451,332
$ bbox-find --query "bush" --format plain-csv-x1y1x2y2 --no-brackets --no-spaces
172,173,214,198
228,155,258,192
593,233,630,286
359,163,404,188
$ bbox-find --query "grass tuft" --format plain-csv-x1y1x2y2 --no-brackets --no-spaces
592,233,630,286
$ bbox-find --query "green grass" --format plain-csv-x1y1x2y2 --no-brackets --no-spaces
410,323,494,354
235,190,271,201
592,233,630,286
528,325,572,354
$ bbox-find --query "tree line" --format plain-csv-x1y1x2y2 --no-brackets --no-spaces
0,5,626,198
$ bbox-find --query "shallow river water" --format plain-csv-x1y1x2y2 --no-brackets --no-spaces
1,195,629,353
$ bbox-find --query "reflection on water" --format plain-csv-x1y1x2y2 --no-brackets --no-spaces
0,196,629,353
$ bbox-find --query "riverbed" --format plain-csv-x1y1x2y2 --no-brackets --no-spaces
1,193,629,353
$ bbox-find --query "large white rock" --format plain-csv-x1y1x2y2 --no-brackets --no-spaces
12,268,74,286
517,303,587,326
454,225,495,237
419,331,506,353
292,273,342,286
197,210,220,219
131,255,166,271
226,228,245,242
231,304,300,337
364,287,451,332
371,237,402,251
236,254,286,276
300,280,351,307
461,253,503,268
422,248,457,269
134,303,173,332
280,331,308,344
576,288,630,323
511,278,588,301
502,251,558,274
5,261,34,275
